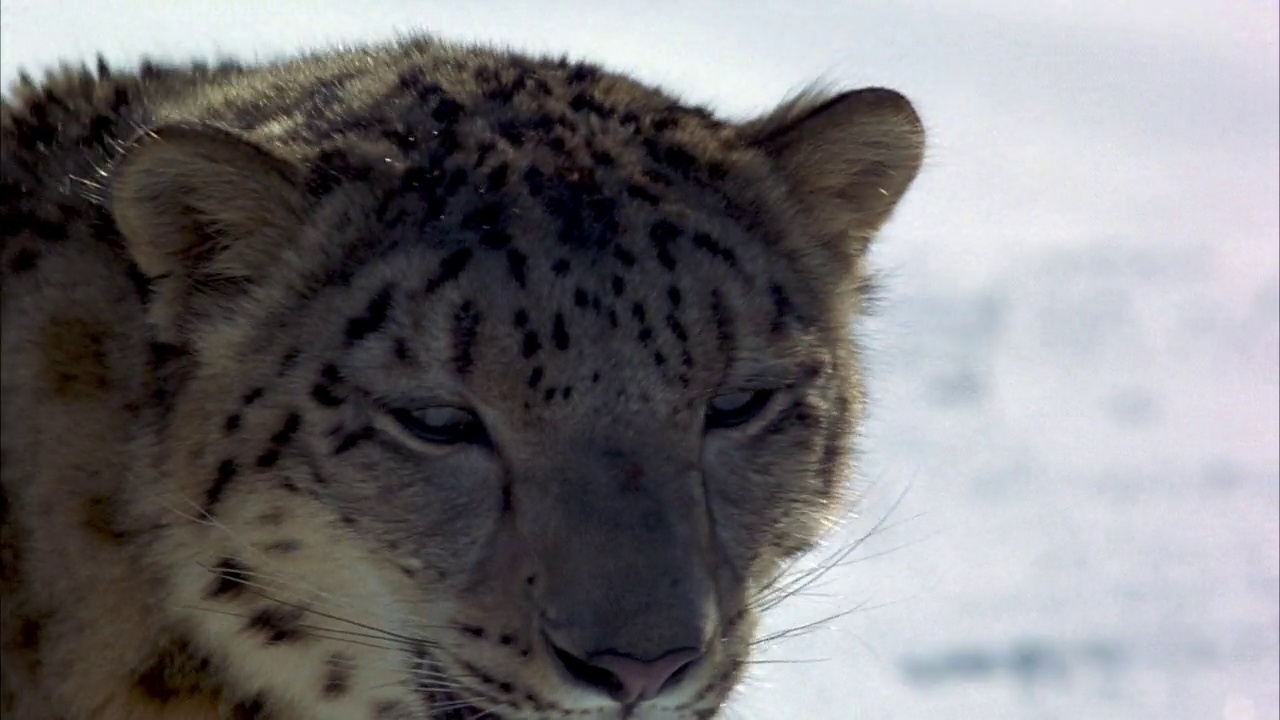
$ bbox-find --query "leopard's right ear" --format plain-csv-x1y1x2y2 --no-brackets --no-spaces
110,123,308,337
111,123,307,285
744,87,924,270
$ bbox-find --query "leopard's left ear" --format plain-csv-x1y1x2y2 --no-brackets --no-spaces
110,123,309,339
746,87,925,257
111,122,307,284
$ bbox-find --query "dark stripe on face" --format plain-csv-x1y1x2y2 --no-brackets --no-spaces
333,426,376,455
709,289,734,361
344,287,394,345
257,412,302,468
452,301,481,375
204,460,238,512
311,381,343,407
424,248,474,296
690,231,738,269
769,283,794,333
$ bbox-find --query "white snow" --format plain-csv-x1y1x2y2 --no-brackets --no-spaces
3,1,1276,718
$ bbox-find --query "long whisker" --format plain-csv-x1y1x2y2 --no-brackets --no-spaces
740,657,829,665
750,485,919,612
751,595,891,648
192,566,435,649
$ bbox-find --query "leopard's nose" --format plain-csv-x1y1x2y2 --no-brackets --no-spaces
548,639,701,704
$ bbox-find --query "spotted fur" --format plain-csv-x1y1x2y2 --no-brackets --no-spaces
1,36,923,720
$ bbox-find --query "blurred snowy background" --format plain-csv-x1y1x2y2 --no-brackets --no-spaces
2,1,1276,718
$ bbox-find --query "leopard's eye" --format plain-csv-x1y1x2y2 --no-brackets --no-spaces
389,406,489,446
705,389,775,431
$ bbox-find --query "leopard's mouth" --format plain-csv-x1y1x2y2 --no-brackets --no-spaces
412,646,497,719
420,687,494,719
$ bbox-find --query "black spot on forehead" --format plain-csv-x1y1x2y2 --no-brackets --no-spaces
612,245,637,267
6,246,41,274
523,166,546,196
666,312,689,343
460,201,502,232
626,183,660,206
521,330,541,359
397,67,440,95
485,162,510,192
691,231,738,269
431,96,465,125
393,337,411,362
472,140,497,168
551,313,570,351
642,168,674,187
649,219,681,270
478,226,512,252
506,247,528,287
475,60,544,103
277,348,301,375
641,135,709,181
569,90,613,117
532,169,624,250
566,63,600,85
384,159,457,227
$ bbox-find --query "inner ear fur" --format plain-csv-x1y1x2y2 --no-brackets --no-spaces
747,87,925,259
110,123,307,284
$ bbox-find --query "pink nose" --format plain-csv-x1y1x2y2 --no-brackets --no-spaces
583,648,701,704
